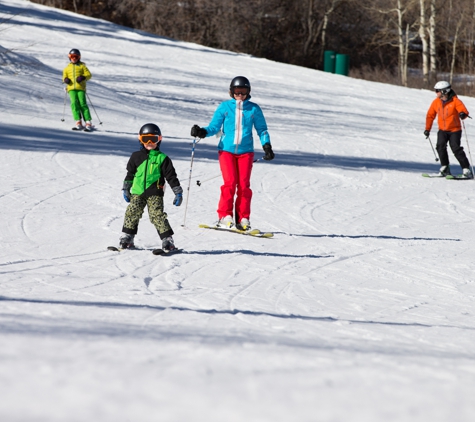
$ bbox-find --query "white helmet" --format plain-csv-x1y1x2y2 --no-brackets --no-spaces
434,81,451,95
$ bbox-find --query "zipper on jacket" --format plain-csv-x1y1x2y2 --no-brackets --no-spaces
143,156,149,193
234,100,243,154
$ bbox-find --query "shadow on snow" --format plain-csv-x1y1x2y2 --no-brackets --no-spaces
1,295,474,332
0,123,439,173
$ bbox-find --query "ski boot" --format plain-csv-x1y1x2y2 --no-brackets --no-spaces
162,236,177,252
119,233,135,249
236,218,251,232
216,215,234,229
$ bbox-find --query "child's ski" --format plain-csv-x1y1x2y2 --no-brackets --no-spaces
108,246,183,255
199,224,273,238
446,174,473,180
421,173,444,178
152,248,183,255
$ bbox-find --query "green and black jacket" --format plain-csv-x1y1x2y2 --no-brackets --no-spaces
125,148,180,197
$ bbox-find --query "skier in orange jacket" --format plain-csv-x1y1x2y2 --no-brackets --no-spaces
424,81,472,178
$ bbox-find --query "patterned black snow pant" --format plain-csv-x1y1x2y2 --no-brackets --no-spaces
436,130,470,169
122,195,174,240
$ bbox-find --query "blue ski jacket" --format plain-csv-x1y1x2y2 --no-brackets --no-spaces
203,96,270,154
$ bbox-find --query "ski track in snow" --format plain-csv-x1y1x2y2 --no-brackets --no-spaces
1,0,475,421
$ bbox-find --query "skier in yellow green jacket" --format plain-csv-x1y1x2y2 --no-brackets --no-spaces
62,49,93,131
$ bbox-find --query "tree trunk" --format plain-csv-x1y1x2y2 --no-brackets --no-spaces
429,0,437,84
397,0,408,86
419,0,429,85
449,19,462,84
319,0,340,67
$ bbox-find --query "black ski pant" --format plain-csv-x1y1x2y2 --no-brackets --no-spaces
436,130,470,169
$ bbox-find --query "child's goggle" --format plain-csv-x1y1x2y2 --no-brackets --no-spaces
69,54,80,60
139,134,162,145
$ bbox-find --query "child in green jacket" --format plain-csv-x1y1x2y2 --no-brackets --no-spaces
62,49,93,131
119,123,183,252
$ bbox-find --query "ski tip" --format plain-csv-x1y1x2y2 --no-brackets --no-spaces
107,246,120,252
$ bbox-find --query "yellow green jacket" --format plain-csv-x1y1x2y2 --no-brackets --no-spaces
62,62,92,92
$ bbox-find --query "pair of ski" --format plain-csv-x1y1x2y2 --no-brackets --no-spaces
107,224,273,254
107,246,182,255
72,126,94,132
422,173,473,180
198,224,274,238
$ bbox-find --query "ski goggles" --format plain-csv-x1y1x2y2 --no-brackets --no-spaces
69,54,80,60
139,134,162,145
232,88,249,96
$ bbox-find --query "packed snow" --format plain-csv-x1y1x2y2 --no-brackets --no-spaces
1,0,475,420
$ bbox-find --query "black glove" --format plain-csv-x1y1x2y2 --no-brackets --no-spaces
172,186,183,206
122,181,132,203
191,124,207,138
459,112,468,120
263,143,275,161
63,77,71,84
423,130,430,138
76,76,86,83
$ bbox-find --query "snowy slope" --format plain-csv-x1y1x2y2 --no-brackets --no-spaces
1,0,475,421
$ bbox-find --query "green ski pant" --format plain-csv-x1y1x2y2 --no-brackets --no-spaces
69,90,92,122
122,195,173,239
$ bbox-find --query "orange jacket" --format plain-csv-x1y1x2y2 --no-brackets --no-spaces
426,94,469,132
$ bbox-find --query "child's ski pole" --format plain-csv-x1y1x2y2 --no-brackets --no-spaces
182,138,198,227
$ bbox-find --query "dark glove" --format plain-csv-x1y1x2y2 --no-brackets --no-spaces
172,186,183,206
122,181,132,203
423,130,430,138
459,112,468,120
263,143,275,161
63,77,71,84
76,76,86,83
191,124,207,138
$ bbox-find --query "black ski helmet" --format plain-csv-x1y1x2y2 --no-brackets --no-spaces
229,76,251,97
139,123,161,136
138,123,162,148
69,49,81,61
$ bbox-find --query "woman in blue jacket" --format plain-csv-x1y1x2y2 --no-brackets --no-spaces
191,76,275,231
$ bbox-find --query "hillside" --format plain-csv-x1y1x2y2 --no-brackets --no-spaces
1,1,475,421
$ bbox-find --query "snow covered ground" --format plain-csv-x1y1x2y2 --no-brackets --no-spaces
1,0,475,420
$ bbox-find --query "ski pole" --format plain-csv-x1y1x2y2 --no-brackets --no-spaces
462,119,475,176
61,88,68,122
85,92,103,125
182,137,198,227
426,135,439,162
197,173,220,186
196,157,263,186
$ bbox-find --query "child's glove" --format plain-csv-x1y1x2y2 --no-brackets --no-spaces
63,77,71,84
263,143,275,161
122,181,132,203
459,112,468,120
76,76,86,83
424,130,430,138
172,186,183,206
191,124,207,138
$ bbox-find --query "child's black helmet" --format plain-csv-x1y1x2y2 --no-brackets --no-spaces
139,123,161,136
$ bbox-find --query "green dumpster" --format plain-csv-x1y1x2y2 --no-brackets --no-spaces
335,54,349,76
323,50,336,73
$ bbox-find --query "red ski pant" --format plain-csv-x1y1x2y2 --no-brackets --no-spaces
217,151,254,222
